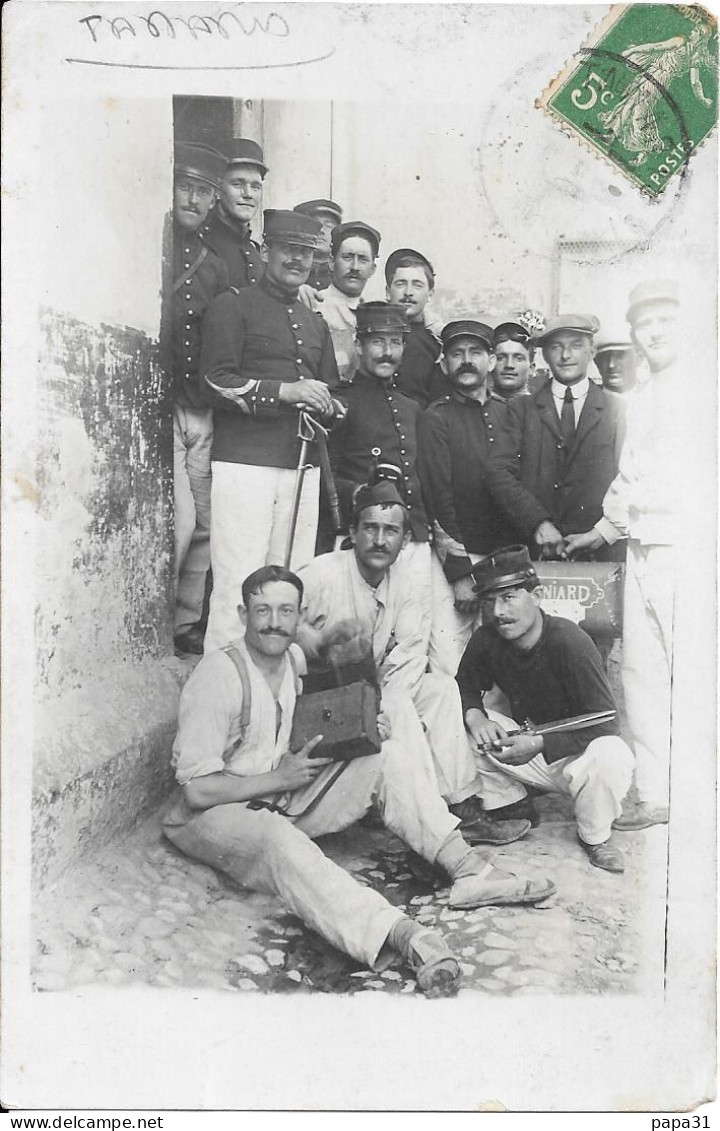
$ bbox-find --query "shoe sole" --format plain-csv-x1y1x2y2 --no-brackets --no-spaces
461,819,532,846
587,856,625,873
612,818,667,832
449,880,556,910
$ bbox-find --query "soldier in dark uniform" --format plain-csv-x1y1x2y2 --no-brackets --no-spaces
166,142,230,655
329,302,464,676
205,138,266,290
293,199,343,290
417,320,521,651
484,314,626,563
385,248,445,409
200,209,342,652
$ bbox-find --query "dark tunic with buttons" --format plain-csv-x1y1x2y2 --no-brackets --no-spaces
395,322,445,409
204,203,264,291
484,379,626,560
200,275,340,469
456,612,620,764
417,391,522,581
169,221,230,409
329,367,430,541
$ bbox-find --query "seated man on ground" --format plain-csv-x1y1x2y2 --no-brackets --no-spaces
298,477,532,848
162,563,555,996
456,546,633,873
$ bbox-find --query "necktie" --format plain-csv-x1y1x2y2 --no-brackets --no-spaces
561,386,576,451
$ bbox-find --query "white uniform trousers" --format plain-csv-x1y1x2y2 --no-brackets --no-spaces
173,404,213,635
398,541,470,678
204,461,320,652
383,678,480,805
162,735,460,968
621,541,675,809
472,711,633,845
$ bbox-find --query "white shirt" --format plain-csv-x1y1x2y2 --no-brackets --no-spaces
551,376,590,426
311,283,362,383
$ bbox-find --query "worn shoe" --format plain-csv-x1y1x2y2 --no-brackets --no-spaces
612,804,669,831
580,837,625,873
448,796,531,845
406,928,462,998
487,796,541,828
174,626,205,655
448,850,556,909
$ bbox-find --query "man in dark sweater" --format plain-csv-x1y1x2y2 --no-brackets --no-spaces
385,248,445,409
456,546,633,872
200,209,341,651
167,142,230,655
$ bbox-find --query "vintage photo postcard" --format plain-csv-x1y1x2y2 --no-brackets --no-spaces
2,0,717,1114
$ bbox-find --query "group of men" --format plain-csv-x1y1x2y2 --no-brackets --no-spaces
162,136,680,995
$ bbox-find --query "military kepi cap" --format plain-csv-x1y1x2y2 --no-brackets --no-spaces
536,314,600,345
174,142,228,190
331,220,381,258
295,199,343,224
626,279,679,323
471,545,538,597
356,302,410,336
353,478,407,519
385,247,435,286
441,320,494,351
263,209,322,249
222,137,268,176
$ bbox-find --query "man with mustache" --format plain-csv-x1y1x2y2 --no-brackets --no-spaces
205,138,266,290
166,142,230,656
200,209,342,652
293,199,343,291
593,324,638,397
563,281,682,830
456,546,633,873
484,314,626,562
304,443,531,846
329,302,464,677
305,220,381,385
163,561,554,996
417,320,520,651
385,248,446,409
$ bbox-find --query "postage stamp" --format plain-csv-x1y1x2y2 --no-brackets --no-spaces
537,3,718,197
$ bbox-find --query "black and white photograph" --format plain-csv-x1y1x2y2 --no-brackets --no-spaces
2,0,717,1115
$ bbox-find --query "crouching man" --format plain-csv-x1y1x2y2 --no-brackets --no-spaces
457,546,634,873
163,563,555,996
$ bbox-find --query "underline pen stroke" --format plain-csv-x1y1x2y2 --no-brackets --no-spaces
65,49,336,70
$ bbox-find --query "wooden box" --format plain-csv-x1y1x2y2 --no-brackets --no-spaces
290,680,381,761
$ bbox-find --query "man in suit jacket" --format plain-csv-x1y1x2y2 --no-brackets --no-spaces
484,314,626,561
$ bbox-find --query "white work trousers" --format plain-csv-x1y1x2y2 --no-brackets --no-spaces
472,711,633,845
398,541,469,678
383,677,480,805
205,461,320,652
162,736,459,968
621,541,675,809
173,404,213,635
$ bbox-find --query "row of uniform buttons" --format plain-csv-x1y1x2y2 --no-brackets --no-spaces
483,407,495,443
182,239,196,372
241,244,258,286
288,306,304,373
386,388,413,500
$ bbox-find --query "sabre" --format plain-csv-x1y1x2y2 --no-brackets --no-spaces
283,410,316,569
480,709,616,752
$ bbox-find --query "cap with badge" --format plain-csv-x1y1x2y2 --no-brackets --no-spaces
441,319,494,352
356,302,410,336
221,137,268,177
470,545,539,597
625,279,679,323
384,247,435,286
535,314,601,345
263,209,322,248
174,142,228,190
331,220,381,258
295,199,343,226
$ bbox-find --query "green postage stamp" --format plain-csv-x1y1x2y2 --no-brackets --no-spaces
538,3,718,196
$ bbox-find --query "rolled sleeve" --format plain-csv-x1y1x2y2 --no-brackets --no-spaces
171,653,242,785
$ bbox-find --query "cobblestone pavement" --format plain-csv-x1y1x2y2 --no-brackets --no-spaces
33,790,669,997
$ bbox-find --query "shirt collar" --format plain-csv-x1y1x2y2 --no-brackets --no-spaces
214,202,253,242
551,375,590,401
259,274,300,304
327,282,361,311
349,547,390,604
